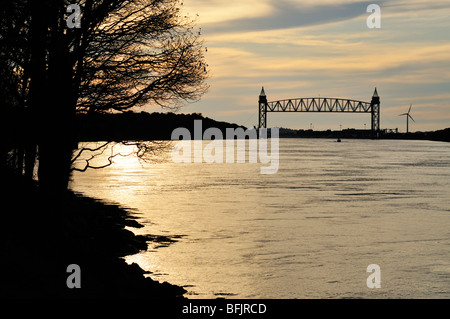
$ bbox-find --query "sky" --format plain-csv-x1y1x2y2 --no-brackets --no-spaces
152,0,450,132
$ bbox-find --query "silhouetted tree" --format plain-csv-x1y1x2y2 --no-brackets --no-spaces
1,0,208,194
0,0,33,177
77,0,208,113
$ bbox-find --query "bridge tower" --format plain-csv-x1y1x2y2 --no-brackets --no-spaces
258,87,267,129
370,88,380,137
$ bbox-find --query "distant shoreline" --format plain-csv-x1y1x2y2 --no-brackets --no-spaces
275,135,450,143
276,127,450,143
75,112,449,143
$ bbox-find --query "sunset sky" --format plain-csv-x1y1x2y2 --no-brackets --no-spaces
162,0,450,132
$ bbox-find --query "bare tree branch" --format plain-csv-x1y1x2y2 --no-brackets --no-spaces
71,140,173,172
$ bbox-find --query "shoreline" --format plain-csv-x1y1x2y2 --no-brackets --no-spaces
0,173,186,299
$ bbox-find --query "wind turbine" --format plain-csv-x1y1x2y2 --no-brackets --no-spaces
399,105,415,133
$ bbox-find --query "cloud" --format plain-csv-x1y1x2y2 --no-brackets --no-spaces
207,41,450,80
178,0,450,131
382,0,450,12
203,1,380,33
183,0,273,24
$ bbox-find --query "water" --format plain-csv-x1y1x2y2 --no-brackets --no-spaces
70,139,450,299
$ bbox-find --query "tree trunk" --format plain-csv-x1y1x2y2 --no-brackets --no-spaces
35,1,77,196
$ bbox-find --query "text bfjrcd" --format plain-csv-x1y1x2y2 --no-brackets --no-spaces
182,303,267,316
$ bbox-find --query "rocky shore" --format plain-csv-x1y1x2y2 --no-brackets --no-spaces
0,173,186,299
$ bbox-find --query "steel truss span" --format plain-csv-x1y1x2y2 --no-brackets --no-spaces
267,98,371,113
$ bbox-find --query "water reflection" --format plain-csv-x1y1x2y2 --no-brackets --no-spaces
70,139,450,298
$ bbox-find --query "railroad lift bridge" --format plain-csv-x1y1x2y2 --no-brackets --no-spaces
258,87,381,137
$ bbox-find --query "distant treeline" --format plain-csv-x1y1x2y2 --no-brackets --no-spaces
278,128,375,139
277,127,450,142
75,111,247,142
382,128,450,143
74,112,449,142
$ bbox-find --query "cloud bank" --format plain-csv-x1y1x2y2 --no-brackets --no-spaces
174,0,450,131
